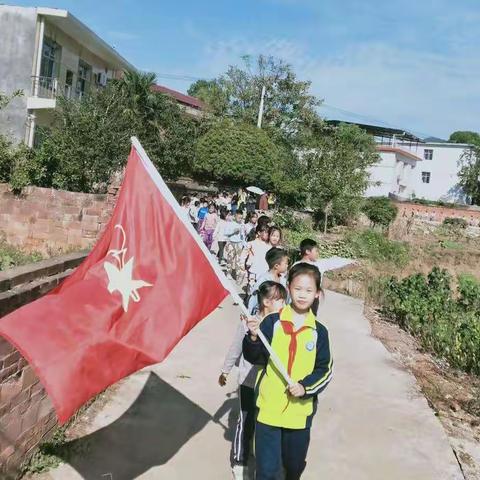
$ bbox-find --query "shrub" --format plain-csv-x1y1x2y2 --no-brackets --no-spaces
443,217,468,229
345,229,409,266
361,197,398,227
382,268,480,374
0,239,43,271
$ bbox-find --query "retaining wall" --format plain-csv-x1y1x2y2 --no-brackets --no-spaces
0,252,86,478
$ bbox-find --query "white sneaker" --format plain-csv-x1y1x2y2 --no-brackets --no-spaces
232,465,246,480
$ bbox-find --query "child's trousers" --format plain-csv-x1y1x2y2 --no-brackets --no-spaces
255,422,310,480
231,385,255,466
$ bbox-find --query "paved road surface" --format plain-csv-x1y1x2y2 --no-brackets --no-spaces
35,291,463,480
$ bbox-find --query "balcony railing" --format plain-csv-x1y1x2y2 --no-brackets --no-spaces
375,136,421,155
31,75,92,101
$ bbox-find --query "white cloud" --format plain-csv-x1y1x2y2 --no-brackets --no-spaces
199,37,480,138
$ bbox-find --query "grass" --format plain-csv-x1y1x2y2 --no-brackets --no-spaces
345,230,409,267
0,239,43,271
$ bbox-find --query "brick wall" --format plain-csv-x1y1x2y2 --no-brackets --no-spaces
0,340,56,477
0,183,119,254
395,201,480,226
0,253,86,478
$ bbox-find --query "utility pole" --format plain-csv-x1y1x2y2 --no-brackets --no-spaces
257,85,266,128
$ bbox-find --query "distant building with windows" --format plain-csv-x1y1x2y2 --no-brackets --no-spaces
327,120,474,204
0,5,135,147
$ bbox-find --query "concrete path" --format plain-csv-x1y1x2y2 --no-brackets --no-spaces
35,291,463,480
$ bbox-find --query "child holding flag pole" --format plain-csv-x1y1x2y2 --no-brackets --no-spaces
243,263,333,480
219,281,288,479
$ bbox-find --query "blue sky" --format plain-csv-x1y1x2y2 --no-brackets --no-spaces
13,0,480,138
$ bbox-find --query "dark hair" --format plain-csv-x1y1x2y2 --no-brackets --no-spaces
257,215,270,228
266,247,288,270
245,211,257,223
288,262,322,291
235,209,243,216
268,226,282,242
256,224,269,235
257,281,288,311
300,238,318,257
219,209,227,220
194,201,200,207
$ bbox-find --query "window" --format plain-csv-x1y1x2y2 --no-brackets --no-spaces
76,60,92,98
424,149,433,160
422,172,431,184
38,37,61,95
40,38,61,79
65,70,74,98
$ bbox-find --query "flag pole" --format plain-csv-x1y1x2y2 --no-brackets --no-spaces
130,137,293,387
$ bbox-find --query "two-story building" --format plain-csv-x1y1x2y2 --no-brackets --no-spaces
0,5,134,147
327,120,474,204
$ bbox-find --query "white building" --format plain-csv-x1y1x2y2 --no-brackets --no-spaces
367,140,473,203
326,121,474,204
0,6,134,146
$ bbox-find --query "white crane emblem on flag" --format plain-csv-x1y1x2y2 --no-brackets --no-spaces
104,224,152,312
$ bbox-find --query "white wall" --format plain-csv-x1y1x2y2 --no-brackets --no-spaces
365,152,396,197
408,143,470,203
0,6,37,142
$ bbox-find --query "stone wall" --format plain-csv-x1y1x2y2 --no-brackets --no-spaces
0,252,86,478
0,183,119,254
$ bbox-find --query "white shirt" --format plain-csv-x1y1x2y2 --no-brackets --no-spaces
245,239,271,277
213,219,228,242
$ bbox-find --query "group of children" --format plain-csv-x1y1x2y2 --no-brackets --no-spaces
181,191,332,479
181,195,285,295
219,237,333,480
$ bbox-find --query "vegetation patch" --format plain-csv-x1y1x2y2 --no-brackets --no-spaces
0,239,42,271
381,267,480,375
345,230,409,267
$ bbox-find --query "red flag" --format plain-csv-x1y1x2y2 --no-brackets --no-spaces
0,138,230,423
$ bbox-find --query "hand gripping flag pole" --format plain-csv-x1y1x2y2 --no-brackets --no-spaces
130,137,294,387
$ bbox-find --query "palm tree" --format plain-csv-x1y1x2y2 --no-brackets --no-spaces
116,70,161,122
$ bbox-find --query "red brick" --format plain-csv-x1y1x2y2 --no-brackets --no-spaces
0,340,14,358
3,414,22,441
0,364,18,383
2,351,20,368
21,367,37,390
0,445,14,461
37,396,53,420
0,379,23,404
21,401,41,434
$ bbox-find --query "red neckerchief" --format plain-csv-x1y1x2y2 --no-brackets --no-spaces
277,310,310,413
280,320,310,377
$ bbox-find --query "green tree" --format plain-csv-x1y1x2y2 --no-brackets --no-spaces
188,55,321,141
362,197,398,228
29,71,200,192
457,145,480,205
449,131,480,146
302,123,380,225
187,79,229,116
194,119,295,190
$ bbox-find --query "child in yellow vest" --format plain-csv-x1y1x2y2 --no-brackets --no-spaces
243,263,333,480
220,281,287,480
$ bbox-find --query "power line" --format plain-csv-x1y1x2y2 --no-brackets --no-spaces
155,72,205,82
153,70,434,138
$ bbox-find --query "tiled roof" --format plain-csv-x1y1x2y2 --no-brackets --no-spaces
151,84,204,110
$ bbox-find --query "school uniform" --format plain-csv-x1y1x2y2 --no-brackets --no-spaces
243,305,333,480
221,318,260,467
